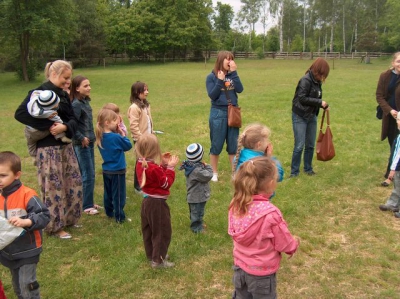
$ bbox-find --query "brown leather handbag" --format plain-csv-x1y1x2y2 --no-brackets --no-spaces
316,109,335,161
224,84,242,128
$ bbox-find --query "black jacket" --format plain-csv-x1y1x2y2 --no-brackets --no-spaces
292,70,323,119
14,81,78,148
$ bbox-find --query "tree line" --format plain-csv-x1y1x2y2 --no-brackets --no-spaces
0,0,398,81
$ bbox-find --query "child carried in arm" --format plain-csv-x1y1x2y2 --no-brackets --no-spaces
24,90,71,157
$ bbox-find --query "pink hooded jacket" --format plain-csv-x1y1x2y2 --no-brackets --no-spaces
228,194,299,276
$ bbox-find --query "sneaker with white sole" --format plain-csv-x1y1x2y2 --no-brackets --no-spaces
151,260,175,269
211,173,218,182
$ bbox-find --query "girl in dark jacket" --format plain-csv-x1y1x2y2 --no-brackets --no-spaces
290,58,330,177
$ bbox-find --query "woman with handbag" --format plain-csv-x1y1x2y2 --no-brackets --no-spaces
290,58,330,178
206,51,244,182
376,52,400,187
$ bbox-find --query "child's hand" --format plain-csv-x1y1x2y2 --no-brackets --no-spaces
48,112,58,119
389,170,396,181
288,236,300,260
116,125,125,137
8,217,32,228
229,60,237,72
168,155,179,168
81,137,89,148
161,152,171,165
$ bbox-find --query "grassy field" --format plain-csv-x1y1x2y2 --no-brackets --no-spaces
0,57,399,299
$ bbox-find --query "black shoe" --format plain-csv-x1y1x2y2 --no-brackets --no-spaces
289,173,299,178
379,204,399,212
305,171,316,176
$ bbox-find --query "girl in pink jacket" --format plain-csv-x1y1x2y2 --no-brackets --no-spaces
228,156,299,298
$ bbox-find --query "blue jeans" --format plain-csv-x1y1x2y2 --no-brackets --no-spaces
209,107,239,155
74,142,95,210
10,263,40,299
189,202,206,233
291,112,317,175
103,172,126,223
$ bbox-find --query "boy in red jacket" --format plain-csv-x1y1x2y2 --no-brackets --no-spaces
0,151,50,299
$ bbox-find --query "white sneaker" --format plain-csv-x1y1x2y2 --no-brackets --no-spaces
211,173,218,182
151,260,175,269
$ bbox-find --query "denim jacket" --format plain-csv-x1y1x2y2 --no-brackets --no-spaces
72,97,95,144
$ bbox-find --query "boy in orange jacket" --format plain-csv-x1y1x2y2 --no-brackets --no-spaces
0,151,50,299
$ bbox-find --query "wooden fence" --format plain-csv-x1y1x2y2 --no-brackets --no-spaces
207,51,392,60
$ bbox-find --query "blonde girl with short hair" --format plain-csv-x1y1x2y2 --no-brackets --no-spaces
103,102,128,136
228,156,299,298
233,123,284,189
96,108,132,223
135,134,179,269
15,60,81,239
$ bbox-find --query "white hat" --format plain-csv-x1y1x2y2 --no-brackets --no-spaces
186,143,204,163
38,90,60,110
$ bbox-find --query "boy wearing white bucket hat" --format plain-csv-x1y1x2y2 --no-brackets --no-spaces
25,90,71,156
180,143,213,233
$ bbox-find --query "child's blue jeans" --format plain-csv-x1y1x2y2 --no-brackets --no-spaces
189,202,206,233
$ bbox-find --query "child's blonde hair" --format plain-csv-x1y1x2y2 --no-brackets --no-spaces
102,103,120,114
232,123,271,172
95,108,119,148
135,134,162,188
229,156,277,217
44,60,72,80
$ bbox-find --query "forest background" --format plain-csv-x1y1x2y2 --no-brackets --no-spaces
1,0,400,82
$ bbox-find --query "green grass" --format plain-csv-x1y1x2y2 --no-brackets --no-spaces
1,58,400,298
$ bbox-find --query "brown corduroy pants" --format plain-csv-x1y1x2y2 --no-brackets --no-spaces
141,196,172,263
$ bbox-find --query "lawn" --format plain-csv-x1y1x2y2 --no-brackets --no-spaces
0,57,399,299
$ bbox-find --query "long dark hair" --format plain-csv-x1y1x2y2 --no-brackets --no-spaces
70,75,90,101
130,81,149,109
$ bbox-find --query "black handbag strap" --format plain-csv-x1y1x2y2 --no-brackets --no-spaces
223,84,232,105
319,109,330,131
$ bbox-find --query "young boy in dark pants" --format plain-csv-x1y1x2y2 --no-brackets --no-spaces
0,151,50,299
180,143,213,233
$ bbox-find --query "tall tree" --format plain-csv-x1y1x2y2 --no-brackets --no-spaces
0,0,75,81
213,2,234,32
68,0,108,65
213,2,234,50
238,0,263,50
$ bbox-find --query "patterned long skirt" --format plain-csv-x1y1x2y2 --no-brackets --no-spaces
36,144,82,234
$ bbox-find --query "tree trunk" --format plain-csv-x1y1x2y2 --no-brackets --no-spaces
279,2,284,52
19,31,30,82
342,5,346,53
330,22,334,52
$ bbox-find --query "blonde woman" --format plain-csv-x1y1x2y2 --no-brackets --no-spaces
15,60,82,239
